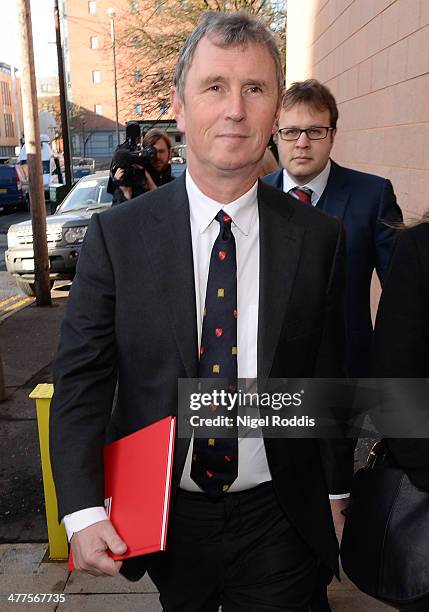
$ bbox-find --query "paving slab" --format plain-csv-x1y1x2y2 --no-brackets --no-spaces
329,588,392,611
0,544,68,611
57,593,162,611
65,570,157,594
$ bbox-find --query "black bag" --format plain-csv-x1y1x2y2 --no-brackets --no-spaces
340,441,429,611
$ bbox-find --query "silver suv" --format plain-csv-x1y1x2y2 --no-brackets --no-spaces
6,172,112,296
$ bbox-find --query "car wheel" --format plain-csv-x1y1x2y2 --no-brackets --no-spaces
17,197,27,212
15,278,54,297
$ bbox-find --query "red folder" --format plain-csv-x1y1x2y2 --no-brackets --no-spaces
68,416,176,570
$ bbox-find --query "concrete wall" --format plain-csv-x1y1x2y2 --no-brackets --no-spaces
286,0,429,219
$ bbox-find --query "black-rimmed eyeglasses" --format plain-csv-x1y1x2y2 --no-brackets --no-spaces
278,127,335,141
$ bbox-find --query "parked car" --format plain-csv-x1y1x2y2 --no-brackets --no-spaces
72,157,96,181
17,134,62,207
0,164,24,212
5,172,112,297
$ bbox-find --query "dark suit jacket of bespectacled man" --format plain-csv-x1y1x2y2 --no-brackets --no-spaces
50,12,354,612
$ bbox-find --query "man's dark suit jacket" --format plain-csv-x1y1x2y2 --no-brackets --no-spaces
50,175,352,581
374,223,429,491
263,161,403,377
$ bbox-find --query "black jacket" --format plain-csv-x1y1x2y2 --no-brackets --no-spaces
50,176,353,580
374,223,429,490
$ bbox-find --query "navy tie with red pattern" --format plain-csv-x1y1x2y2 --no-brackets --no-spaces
190,210,238,498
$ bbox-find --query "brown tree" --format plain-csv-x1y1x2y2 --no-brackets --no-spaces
114,1,286,119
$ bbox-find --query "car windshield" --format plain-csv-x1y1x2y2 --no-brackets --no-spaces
57,177,112,213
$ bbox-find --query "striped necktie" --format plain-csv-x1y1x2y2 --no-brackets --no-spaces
289,186,313,205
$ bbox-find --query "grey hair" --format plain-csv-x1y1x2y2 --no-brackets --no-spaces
173,11,284,100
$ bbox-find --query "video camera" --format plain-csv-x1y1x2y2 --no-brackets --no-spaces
110,122,156,188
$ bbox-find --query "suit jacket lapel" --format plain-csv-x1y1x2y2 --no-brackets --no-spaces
257,181,305,380
317,160,350,221
139,175,199,379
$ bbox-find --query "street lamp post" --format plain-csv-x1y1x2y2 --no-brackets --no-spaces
107,8,120,146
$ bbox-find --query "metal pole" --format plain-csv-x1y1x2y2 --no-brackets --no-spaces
54,0,72,188
108,9,120,146
17,0,52,306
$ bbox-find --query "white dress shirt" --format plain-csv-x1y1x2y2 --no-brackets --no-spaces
179,171,271,492
282,159,331,205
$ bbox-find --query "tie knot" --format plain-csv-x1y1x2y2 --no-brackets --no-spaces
215,210,233,240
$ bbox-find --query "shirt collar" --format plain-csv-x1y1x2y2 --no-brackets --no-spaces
282,159,331,201
186,170,258,236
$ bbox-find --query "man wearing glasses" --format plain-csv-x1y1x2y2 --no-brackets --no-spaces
264,79,402,380
264,80,402,612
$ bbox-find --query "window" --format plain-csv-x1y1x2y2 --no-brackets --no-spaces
108,134,114,149
1,81,11,105
88,1,96,14
132,35,142,48
92,70,101,84
4,114,14,137
94,104,102,115
159,101,168,115
134,69,142,82
130,0,138,13
175,135,181,143
134,103,142,115
90,36,99,49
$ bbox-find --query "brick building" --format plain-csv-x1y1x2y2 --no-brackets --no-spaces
286,0,429,219
59,0,183,166
285,0,429,313
0,63,23,159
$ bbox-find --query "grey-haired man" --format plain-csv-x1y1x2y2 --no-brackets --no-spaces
50,11,352,612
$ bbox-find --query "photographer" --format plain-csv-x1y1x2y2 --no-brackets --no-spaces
142,128,175,188
108,122,156,204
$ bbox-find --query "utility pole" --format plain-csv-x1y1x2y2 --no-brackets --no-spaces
54,0,72,188
17,0,52,306
107,8,120,146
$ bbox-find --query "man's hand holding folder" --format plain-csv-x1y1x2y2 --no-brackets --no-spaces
66,416,176,575
70,520,127,577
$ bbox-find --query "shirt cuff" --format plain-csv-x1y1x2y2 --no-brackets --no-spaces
63,506,109,542
328,493,350,500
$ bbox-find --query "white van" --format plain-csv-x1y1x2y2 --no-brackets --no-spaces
17,134,62,208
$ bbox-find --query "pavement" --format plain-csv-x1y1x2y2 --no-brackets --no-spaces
0,289,390,611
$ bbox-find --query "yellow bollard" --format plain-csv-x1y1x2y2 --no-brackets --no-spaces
30,383,68,560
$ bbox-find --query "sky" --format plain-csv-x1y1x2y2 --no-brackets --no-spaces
1,0,58,77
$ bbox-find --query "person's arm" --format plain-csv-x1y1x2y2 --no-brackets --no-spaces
315,221,354,537
374,179,403,284
63,507,108,541
144,170,157,191
49,212,125,574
